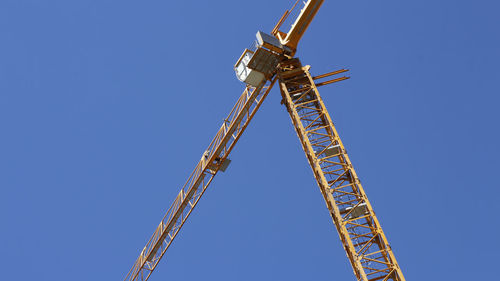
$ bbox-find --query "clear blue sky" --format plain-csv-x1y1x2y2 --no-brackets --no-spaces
1,0,499,280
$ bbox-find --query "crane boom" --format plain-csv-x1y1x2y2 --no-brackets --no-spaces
124,78,276,281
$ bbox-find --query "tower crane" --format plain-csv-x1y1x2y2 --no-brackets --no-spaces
124,1,406,281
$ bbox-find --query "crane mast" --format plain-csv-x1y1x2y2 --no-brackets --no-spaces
278,59,405,281
124,1,406,281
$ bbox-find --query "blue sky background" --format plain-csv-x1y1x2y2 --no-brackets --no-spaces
1,0,499,280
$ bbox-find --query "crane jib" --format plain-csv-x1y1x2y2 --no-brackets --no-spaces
124,78,277,281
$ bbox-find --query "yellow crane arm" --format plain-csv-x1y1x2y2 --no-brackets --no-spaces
123,78,276,281
273,0,324,54
278,59,406,281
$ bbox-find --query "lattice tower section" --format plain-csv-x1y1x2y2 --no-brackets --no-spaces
278,59,405,281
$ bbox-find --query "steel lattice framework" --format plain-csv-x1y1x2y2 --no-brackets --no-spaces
123,1,407,281
124,79,276,281
278,59,404,281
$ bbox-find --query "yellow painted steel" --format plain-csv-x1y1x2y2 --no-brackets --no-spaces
124,2,407,281
274,0,324,55
123,78,276,281
278,58,405,281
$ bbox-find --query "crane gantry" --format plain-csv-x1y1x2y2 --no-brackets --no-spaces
123,1,406,281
